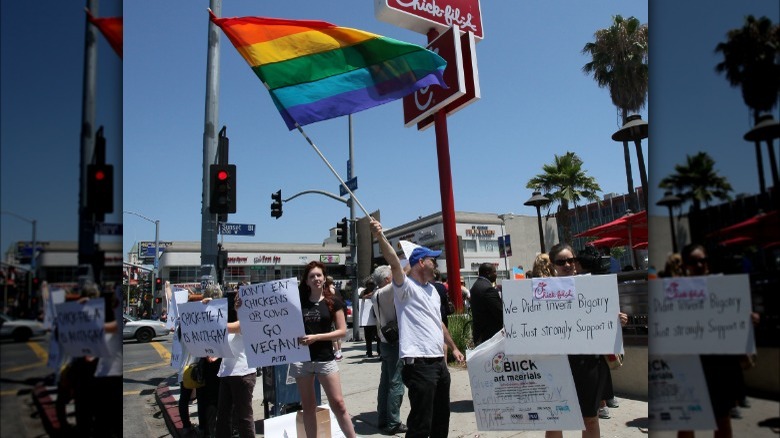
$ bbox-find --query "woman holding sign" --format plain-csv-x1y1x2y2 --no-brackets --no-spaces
545,243,627,438
292,261,357,438
678,243,757,438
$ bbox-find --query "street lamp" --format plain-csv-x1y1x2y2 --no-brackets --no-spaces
123,210,160,312
1,211,37,309
524,191,551,253
744,114,780,198
612,114,649,211
656,191,682,253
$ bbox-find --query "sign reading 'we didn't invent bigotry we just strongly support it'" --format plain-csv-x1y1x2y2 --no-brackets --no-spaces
501,275,623,355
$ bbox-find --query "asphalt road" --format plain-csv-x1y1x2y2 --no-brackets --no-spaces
0,334,51,437
122,332,176,437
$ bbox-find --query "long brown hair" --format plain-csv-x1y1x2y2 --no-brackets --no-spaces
299,261,337,314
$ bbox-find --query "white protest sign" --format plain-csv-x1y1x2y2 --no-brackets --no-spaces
47,333,62,370
648,355,716,431
649,274,755,354
54,298,109,357
177,298,233,358
170,333,184,369
261,404,346,438
43,288,66,330
502,275,622,354
167,288,189,331
237,278,309,367
467,331,584,431
359,298,376,326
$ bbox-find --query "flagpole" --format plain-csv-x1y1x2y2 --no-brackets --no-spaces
294,123,372,219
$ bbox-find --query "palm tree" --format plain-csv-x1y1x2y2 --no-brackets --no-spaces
715,15,780,194
527,152,602,244
658,152,733,212
582,15,649,210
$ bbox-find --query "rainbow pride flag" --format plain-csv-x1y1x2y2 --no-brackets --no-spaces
209,12,447,130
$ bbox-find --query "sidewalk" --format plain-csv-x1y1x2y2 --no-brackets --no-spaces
156,340,660,437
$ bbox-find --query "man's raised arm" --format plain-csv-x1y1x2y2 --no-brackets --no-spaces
370,218,405,286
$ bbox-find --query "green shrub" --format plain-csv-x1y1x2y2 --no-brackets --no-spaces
446,313,473,363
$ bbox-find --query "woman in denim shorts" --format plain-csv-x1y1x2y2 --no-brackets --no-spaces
290,261,356,438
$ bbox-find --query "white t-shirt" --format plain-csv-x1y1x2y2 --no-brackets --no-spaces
217,332,254,377
393,276,444,359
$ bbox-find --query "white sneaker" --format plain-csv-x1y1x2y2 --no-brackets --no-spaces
598,407,611,419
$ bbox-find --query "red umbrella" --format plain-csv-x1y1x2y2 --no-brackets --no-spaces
718,236,754,247
575,210,647,266
586,236,628,248
710,210,780,240
632,241,648,249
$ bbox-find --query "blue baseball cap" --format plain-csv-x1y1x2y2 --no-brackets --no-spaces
408,246,442,266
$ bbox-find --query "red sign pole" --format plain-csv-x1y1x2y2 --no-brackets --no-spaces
428,28,464,312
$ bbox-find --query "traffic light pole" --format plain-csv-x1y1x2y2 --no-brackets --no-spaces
78,0,98,285
348,115,359,342
153,219,160,314
201,0,222,273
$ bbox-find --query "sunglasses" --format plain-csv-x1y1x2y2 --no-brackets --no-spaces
553,257,577,267
685,257,707,265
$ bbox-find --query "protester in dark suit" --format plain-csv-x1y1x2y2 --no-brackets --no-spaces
469,263,504,346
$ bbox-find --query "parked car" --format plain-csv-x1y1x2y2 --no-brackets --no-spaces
0,313,46,342
122,314,170,342
344,300,353,327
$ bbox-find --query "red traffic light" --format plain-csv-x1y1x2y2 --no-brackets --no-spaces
94,169,106,181
217,170,229,181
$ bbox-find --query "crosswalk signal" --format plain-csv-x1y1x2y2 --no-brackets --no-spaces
271,190,283,219
336,217,348,247
86,164,114,214
210,164,236,214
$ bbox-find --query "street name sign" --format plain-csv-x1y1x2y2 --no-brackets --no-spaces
219,223,256,236
339,177,358,197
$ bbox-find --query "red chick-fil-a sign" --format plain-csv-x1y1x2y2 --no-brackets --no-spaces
375,0,484,40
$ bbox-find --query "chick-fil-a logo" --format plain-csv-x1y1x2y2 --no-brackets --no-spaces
532,277,575,301
394,0,479,34
663,278,707,300
414,47,438,110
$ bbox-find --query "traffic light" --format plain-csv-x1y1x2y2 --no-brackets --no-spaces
209,164,237,214
154,297,162,304
336,217,348,247
217,246,228,271
86,164,114,214
271,190,283,219
155,277,162,291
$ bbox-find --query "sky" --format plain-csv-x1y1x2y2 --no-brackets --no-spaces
1,1,122,261
2,1,777,266
649,0,779,206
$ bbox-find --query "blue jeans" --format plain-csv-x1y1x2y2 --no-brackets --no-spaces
377,341,404,429
401,358,451,437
